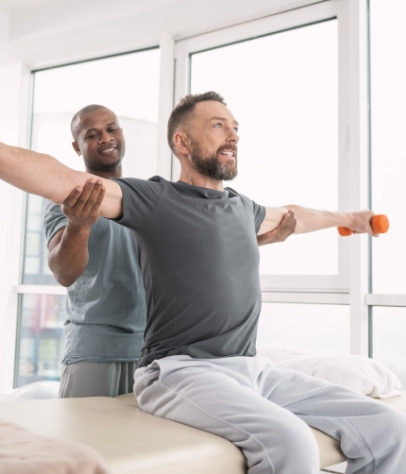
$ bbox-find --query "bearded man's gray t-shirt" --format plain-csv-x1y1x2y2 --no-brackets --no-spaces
113,176,265,368
43,201,147,364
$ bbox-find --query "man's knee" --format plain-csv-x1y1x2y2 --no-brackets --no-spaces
380,405,406,450
270,415,319,473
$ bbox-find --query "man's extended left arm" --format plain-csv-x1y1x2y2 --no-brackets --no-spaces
257,205,377,241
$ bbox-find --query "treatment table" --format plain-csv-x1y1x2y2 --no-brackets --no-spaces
0,391,405,473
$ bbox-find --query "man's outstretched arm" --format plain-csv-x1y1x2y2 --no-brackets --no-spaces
257,205,377,239
0,142,122,219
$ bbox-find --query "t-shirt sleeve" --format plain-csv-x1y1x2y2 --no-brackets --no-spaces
111,177,164,231
42,199,68,245
252,200,266,234
237,192,266,234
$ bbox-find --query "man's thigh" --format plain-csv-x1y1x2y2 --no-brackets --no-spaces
134,355,319,473
59,361,137,398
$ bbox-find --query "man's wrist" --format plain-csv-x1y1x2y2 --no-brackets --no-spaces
342,212,355,229
66,221,92,236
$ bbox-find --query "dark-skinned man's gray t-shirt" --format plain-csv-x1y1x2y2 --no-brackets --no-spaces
112,176,266,368
43,201,146,364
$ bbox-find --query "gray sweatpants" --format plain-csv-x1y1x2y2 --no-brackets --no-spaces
134,355,406,474
59,361,137,398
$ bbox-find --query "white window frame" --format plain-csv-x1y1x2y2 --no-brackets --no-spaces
172,0,371,355
174,1,354,294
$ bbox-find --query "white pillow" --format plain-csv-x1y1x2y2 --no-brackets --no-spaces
3,381,60,402
257,344,402,399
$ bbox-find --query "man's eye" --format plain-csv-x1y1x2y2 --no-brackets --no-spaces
214,123,222,128
86,134,98,139
233,128,238,133
108,128,118,133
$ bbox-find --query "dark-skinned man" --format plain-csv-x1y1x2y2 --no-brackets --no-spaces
43,104,296,398
2,92,403,473
42,105,146,398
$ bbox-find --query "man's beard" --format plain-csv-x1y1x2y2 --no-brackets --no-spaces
190,142,238,181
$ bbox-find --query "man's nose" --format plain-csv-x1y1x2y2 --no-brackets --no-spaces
99,131,114,143
228,127,239,143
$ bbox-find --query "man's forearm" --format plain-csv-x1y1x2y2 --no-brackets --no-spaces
287,205,376,235
286,205,353,234
48,226,91,287
260,205,375,237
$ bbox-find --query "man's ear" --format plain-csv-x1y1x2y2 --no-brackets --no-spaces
173,131,189,156
72,142,81,155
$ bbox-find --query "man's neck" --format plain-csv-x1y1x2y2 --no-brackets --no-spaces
179,169,224,191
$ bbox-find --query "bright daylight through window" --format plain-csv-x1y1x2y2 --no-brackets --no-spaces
190,20,339,276
15,48,160,387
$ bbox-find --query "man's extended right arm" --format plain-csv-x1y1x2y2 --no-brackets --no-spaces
0,142,122,218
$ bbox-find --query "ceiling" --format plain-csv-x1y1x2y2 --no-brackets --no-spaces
0,0,325,68
0,0,56,12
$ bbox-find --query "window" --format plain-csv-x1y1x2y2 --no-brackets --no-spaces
175,1,350,292
372,307,406,387
258,303,350,355
370,0,406,295
190,20,339,277
15,295,66,387
174,1,353,356
15,48,160,387
368,0,406,384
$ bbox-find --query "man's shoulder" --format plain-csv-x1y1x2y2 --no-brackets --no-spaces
113,175,167,188
225,187,250,204
43,199,64,219
42,199,68,242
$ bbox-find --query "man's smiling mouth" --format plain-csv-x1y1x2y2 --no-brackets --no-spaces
100,147,117,155
219,150,236,158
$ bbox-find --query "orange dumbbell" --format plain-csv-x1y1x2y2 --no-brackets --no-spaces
338,214,389,236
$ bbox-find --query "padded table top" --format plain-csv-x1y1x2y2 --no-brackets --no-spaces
0,396,244,474
0,391,405,473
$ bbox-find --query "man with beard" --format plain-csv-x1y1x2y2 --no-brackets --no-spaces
43,104,294,398
1,92,405,473
43,105,147,397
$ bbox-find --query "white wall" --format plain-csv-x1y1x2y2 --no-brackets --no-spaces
0,0,321,69
0,61,30,391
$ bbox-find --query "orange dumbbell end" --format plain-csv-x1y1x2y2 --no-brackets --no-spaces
337,226,353,236
338,214,389,236
371,214,389,234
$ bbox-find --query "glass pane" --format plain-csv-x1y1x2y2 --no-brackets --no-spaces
372,307,406,387
370,0,406,293
15,294,66,388
22,48,160,285
22,195,55,284
257,303,350,354
16,49,160,385
190,20,339,275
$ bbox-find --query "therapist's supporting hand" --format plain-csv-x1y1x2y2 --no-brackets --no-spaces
62,179,106,232
47,179,106,287
257,210,296,246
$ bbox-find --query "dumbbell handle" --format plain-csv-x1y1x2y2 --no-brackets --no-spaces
338,214,389,236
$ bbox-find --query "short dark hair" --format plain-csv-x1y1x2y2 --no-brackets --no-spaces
71,104,107,138
167,91,227,154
